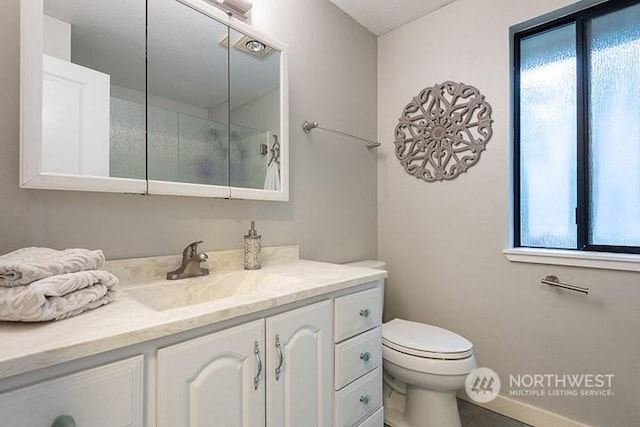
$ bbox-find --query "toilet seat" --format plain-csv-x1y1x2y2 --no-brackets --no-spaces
383,344,476,376
382,319,473,360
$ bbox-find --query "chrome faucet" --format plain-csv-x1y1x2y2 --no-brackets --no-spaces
166,241,209,280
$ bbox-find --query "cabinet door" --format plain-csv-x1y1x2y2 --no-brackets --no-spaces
157,320,265,427
266,300,333,427
0,356,143,427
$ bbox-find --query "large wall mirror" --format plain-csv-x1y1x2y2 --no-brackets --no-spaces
20,0,288,200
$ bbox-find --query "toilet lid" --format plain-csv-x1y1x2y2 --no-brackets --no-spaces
382,318,473,360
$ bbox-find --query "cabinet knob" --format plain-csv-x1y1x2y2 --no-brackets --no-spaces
359,395,371,405
360,352,371,363
359,308,370,318
51,415,76,427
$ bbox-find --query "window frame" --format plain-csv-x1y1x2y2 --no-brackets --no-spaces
513,0,640,255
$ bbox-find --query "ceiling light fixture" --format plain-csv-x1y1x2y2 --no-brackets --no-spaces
245,40,265,53
219,34,274,58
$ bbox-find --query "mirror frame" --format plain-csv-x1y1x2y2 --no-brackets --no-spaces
20,0,289,201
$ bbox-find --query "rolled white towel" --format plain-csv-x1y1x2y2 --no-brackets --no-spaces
0,247,105,287
0,270,118,322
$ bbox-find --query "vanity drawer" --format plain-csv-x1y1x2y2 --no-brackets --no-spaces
334,367,382,427
358,407,384,427
0,356,144,427
335,327,382,389
334,285,383,342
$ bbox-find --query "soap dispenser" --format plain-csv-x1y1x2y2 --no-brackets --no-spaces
244,220,262,270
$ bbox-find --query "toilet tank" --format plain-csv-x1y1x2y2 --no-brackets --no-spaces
345,260,386,270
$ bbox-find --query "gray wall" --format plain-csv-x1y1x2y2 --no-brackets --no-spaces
0,0,378,262
378,0,640,426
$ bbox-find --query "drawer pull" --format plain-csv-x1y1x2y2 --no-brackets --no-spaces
359,395,371,405
254,341,262,390
275,334,284,381
359,308,370,318
51,415,76,427
360,351,371,363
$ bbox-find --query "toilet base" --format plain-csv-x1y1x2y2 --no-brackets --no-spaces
384,386,462,427
383,407,411,427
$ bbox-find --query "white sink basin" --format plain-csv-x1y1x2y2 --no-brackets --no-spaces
124,270,297,311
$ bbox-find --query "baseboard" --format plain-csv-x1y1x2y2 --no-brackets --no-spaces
457,393,591,427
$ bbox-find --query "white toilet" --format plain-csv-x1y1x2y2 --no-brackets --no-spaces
382,318,476,427
345,260,477,427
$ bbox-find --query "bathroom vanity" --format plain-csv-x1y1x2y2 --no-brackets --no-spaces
0,246,385,426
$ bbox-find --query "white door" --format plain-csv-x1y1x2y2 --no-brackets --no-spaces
266,300,333,427
42,54,110,176
157,320,265,427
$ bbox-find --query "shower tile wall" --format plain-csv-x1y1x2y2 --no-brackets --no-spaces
110,96,267,188
109,97,145,180
147,106,179,183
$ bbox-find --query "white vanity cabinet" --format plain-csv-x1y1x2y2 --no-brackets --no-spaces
157,300,333,427
0,356,144,427
157,320,266,427
266,300,333,426
333,286,384,427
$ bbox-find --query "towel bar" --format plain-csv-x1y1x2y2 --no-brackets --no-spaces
302,121,381,149
541,275,589,295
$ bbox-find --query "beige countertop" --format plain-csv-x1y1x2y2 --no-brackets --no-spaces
0,245,386,380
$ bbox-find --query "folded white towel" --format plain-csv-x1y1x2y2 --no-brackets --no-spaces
263,162,281,191
0,270,118,322
0,247,105,287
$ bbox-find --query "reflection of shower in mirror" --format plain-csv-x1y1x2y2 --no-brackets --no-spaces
209,127,228,154
195,157,215,180
230,130,247,159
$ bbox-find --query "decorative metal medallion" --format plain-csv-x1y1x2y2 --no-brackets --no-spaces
394,81,493,182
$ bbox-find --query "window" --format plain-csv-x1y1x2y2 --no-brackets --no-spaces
514,0,640,254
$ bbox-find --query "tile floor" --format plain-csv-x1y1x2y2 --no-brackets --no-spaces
384,399,532,427
459,399,532,427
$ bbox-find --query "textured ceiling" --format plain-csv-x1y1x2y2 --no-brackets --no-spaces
328,0,459,36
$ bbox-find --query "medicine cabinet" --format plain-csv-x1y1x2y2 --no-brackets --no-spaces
20,0,288,201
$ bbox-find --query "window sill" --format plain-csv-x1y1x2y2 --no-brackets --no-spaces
502,248,640,272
